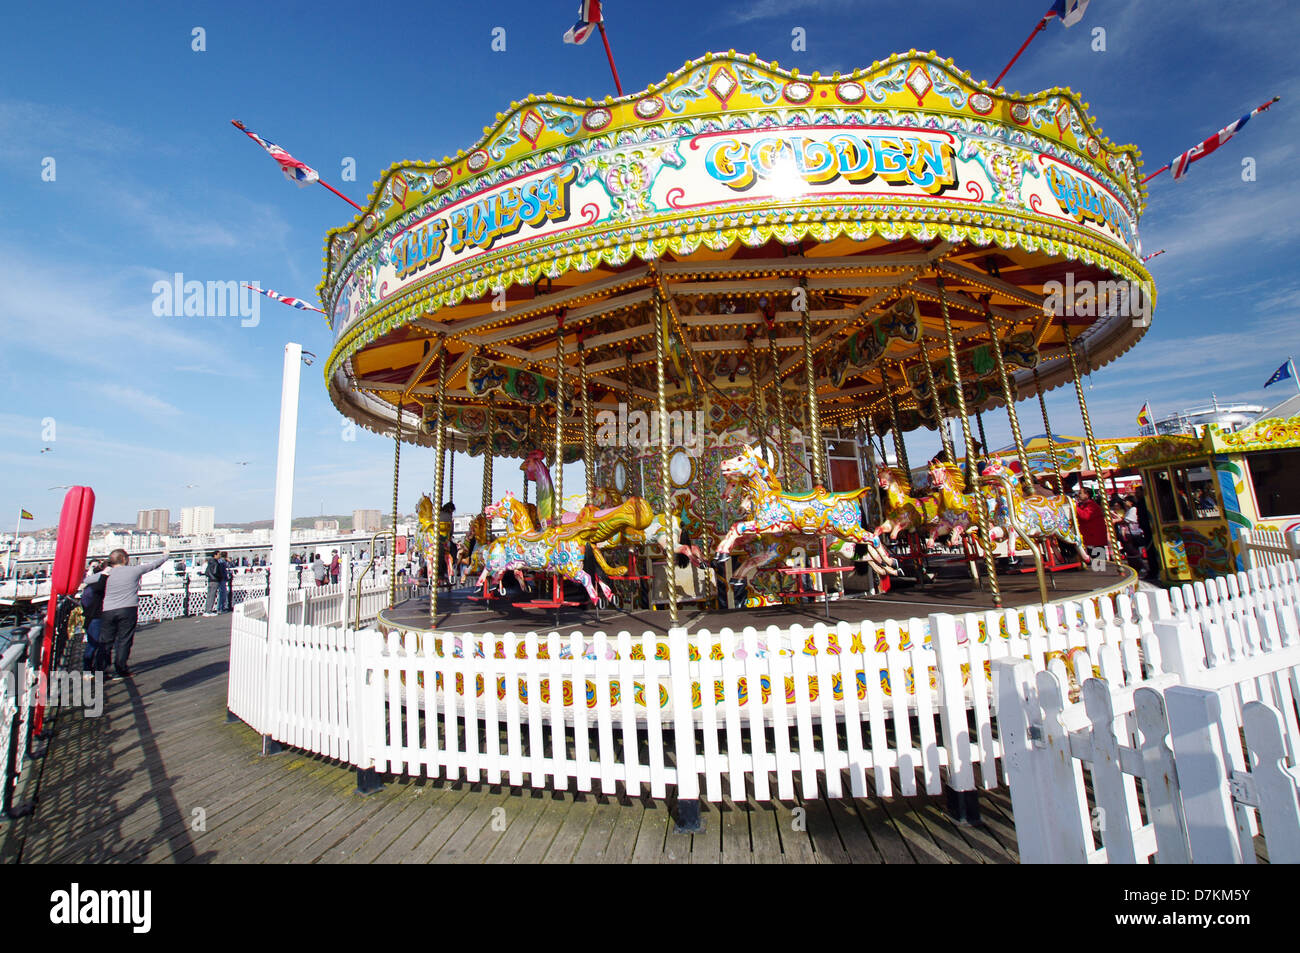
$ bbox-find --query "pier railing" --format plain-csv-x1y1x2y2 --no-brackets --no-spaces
0,621,44,819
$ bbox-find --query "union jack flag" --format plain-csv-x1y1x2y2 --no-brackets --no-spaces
243,284,325,314
1172,98,1280,180
563,0,602,44
231,120,320,187
1049,0,1090,27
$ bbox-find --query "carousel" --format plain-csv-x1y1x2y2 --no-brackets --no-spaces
318,50,1154,641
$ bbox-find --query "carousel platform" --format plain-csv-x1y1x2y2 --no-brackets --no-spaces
377,564,1136,637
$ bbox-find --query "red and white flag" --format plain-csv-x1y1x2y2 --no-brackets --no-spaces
243,284,325,314
1172,97,1280,180
563,0,602,44
231,120,320,187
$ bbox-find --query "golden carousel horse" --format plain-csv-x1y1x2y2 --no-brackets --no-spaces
715,445,900,582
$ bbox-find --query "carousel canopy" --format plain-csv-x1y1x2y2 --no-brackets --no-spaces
319,50,1154,454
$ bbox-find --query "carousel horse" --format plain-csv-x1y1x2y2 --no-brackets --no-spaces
978,458,1090,564
489,492,642,576
716,445,901,583
478,497,616,603
874,466,943,542
415,494,458,583
457,513,491,583
924,460,1001,549
521,450,650,545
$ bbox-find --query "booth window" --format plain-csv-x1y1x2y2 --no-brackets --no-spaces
1169,463,1220,519
1250,449,1300,518
1151,468,1180,523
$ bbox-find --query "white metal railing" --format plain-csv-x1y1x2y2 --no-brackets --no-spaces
1,622,46,816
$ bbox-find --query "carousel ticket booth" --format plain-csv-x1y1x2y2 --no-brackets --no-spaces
1122,413,1300,583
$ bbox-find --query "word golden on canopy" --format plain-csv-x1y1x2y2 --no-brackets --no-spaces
320,50,1154,451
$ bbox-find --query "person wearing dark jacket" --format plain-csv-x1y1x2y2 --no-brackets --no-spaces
203,551,221,616
80,559,109,673
82,548,169,678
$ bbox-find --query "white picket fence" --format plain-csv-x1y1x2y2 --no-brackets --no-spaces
996,559,1300,863
229,560,1183,803
226,577,404,738
1237,528,1300,571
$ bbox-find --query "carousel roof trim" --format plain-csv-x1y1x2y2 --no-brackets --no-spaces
317,48,1147,311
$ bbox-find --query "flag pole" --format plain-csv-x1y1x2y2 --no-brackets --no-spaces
1292,357,1299,398
992,11,1053,89
319,180,364,212
596,22,623,96
1140,163,1171,185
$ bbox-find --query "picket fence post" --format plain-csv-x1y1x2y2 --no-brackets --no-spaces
931,613,977,820
1242,701,1300,863
1163,685,1247,863
669,626,703,833
991,657,1085,862
351,628,385,795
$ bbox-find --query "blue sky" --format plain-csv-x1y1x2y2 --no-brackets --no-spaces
4,0,1299,526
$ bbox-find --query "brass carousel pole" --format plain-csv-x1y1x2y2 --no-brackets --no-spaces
429,342,448,626
481,393,495,513
767,325,791,486
884,365,912,489
986,301,1049,600
1033,366,1066,494
1063,325,1120,563
552,312,567,526
985,306,1033,491
919,340,953,461
746,336,768,459
653,287,678,627
798,278,825,489
935,276,1003,608
578,334,596,499
390,401,401,608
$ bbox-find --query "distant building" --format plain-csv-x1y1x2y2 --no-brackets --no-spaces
353,509,382,534
314,519,340,532
136,508,170,533
1155,398,1263,437
181,506,215,535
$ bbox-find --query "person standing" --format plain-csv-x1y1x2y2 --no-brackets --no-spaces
216,551,230,612
312,552,328,587
1075,487,1108,557
83,547,170,678
329,550,340,585
221,551,234,611
203,550,221,616
80,559,108,673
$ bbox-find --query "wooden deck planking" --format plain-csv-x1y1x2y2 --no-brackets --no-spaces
2,614,1021,864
